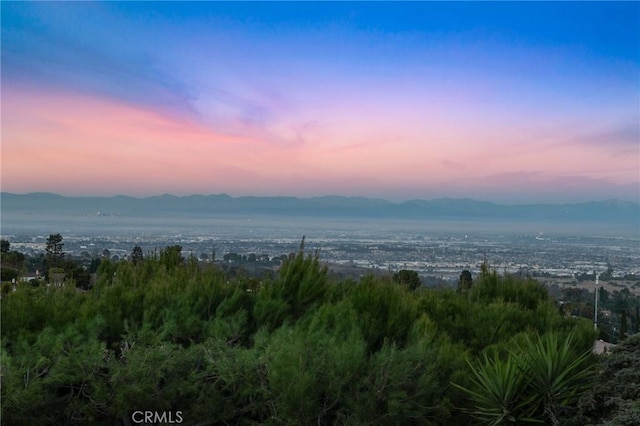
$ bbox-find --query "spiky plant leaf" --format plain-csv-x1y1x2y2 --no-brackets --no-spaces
452,353,540,425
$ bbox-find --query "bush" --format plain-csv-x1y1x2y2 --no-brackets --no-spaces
578,334,640,425
454,332,595,425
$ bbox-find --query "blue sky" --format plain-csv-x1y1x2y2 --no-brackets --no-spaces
2,1,639,202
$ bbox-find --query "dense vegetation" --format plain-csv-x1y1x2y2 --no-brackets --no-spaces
1,240,628,425
549,282,640,344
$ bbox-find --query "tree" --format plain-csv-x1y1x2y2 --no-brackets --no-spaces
254,250,328,330
458,270,473,293
63,260,92,290
578,334,640,425
1,239,10,253
223,253,240,263
131,245,144,265
393,269,422,290
159,245,183,270
89,257,101,273
1,247,25,281
0,267,19,282
619,310,628,341
45,233,65,268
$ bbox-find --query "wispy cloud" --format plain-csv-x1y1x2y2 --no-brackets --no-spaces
1,2,638,202
2,2,195,117
570,120,640,155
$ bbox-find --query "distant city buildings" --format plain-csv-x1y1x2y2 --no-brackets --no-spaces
2,229,638,293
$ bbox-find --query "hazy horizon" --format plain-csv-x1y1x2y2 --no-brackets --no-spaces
2,2,639,203
3,192,639,240
2,190,640,206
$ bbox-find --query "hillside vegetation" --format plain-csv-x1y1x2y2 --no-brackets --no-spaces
1,246,617,425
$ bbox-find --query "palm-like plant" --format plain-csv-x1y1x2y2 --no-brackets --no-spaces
515,333,594,426
454,332,595,425
453,353,539,425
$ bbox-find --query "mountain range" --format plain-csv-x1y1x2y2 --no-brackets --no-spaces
1,192,639,226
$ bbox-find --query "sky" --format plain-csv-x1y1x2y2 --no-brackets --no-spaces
2,1,639,203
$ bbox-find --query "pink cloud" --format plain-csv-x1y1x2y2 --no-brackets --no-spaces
2,87,286,195
2,85,638,202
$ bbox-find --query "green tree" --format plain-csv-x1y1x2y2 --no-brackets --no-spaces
1,245,606,425
159,245,183,270
458,270,473,293
1,250,25,282
45,233,65,268
349,275,418,353
65,260,92,290
264,303,366,424
1,239,10,253
578,334,640,425
254,250,328,330
131,245,144,265
619,310,628,341
394,269,422,290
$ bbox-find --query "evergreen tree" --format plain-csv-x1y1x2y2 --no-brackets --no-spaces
619,310,628,341
45,233,65,268
394,269,422,290
458,270,473,293
131,245,144,265
159,245,183,270
0,244,603,425
578,334,640,425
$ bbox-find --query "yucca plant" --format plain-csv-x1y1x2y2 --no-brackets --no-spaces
454,332,594,425
515,332,594,426
453,353,539,425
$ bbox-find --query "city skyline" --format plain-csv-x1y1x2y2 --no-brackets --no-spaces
2,2,639,203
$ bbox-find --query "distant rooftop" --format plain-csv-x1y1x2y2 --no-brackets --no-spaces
593,339,616,355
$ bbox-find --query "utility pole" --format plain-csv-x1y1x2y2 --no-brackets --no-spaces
594,271,599,331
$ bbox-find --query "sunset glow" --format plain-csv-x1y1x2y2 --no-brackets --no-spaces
2,2,638,202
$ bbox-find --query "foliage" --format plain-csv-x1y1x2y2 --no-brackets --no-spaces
471,271,549,311
0,266,19,282
349,275,419,353
458,270,473,293
0,245,600,425
577,333,640,425
158,245,183,270
264,303,366,424
394,269,422,290
454,332,595,425
453,353,534,425
552,283,640,343
1,243,26,282
131,245,144,265
198,334,272,423
45,233,65,269
515,333,595,425
254,250,328,330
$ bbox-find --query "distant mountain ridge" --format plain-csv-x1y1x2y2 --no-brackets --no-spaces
1,192,639,225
